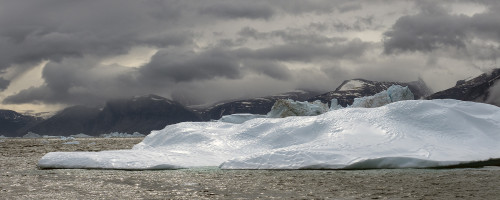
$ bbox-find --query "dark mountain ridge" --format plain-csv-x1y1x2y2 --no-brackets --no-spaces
308,78,433,107
427,68,500,106
3,70,499,137
27,105,101,136
90,94,202,135
0,109,42,137
25,95,201,136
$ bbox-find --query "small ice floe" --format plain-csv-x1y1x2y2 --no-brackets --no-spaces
101,132,145,138
63,141,80,145
60,136,75,141
23,132,42,138
70,133,92,138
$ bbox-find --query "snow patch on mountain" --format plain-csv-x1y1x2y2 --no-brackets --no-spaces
338,80,367,91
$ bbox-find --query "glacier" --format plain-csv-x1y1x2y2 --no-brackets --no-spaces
38,99,500,170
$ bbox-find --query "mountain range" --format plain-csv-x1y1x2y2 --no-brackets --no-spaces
2,69,499,137
427,68,500,106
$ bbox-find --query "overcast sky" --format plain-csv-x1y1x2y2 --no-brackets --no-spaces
1,0,499,114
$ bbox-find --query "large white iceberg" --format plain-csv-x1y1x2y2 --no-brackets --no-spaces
38,99,500,170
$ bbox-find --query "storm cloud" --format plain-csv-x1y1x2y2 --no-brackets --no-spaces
383,0,500,55
1,1,500,111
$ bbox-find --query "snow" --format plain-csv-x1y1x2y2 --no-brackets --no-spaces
338,80,366,91
0,135,7,138
38,99,500,170
267,99,329,118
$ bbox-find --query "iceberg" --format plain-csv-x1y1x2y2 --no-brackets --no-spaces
70,133,92,138
100,132,145,138
330,85,414,110
267,99,329,118
63,141,80,145
60,136,75,141
23,132,42,138
38,99,500,170
351,85,414,108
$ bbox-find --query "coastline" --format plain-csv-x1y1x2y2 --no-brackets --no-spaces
1,138,499,199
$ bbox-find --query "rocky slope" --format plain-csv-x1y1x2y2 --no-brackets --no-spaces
0,110,42,137
26,95,201,136
308,78,433,107
27,105,101,136
427,68,500,106
91,95,201,135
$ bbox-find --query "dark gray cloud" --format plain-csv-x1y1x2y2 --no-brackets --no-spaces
0,0,195,94
383,12,469,53
332,16,382,32
140,49,242,84
2,1,499,109
4,36,368,105
3,57,142,105
487,80,500,106
198,1,274,20
238,27,347,44
141,38,368,84
239,39,370,62
0,0,351,72
0,78,9,91
383,0,500,54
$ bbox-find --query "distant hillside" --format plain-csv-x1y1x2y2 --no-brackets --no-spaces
91,95,201,135
10,70,500,137
0,109,42,137
27,105,101,136
308,78,433,107
427,68,500,106
27,95,202,136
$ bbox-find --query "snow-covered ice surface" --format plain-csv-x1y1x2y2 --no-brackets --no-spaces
38,99,500,170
